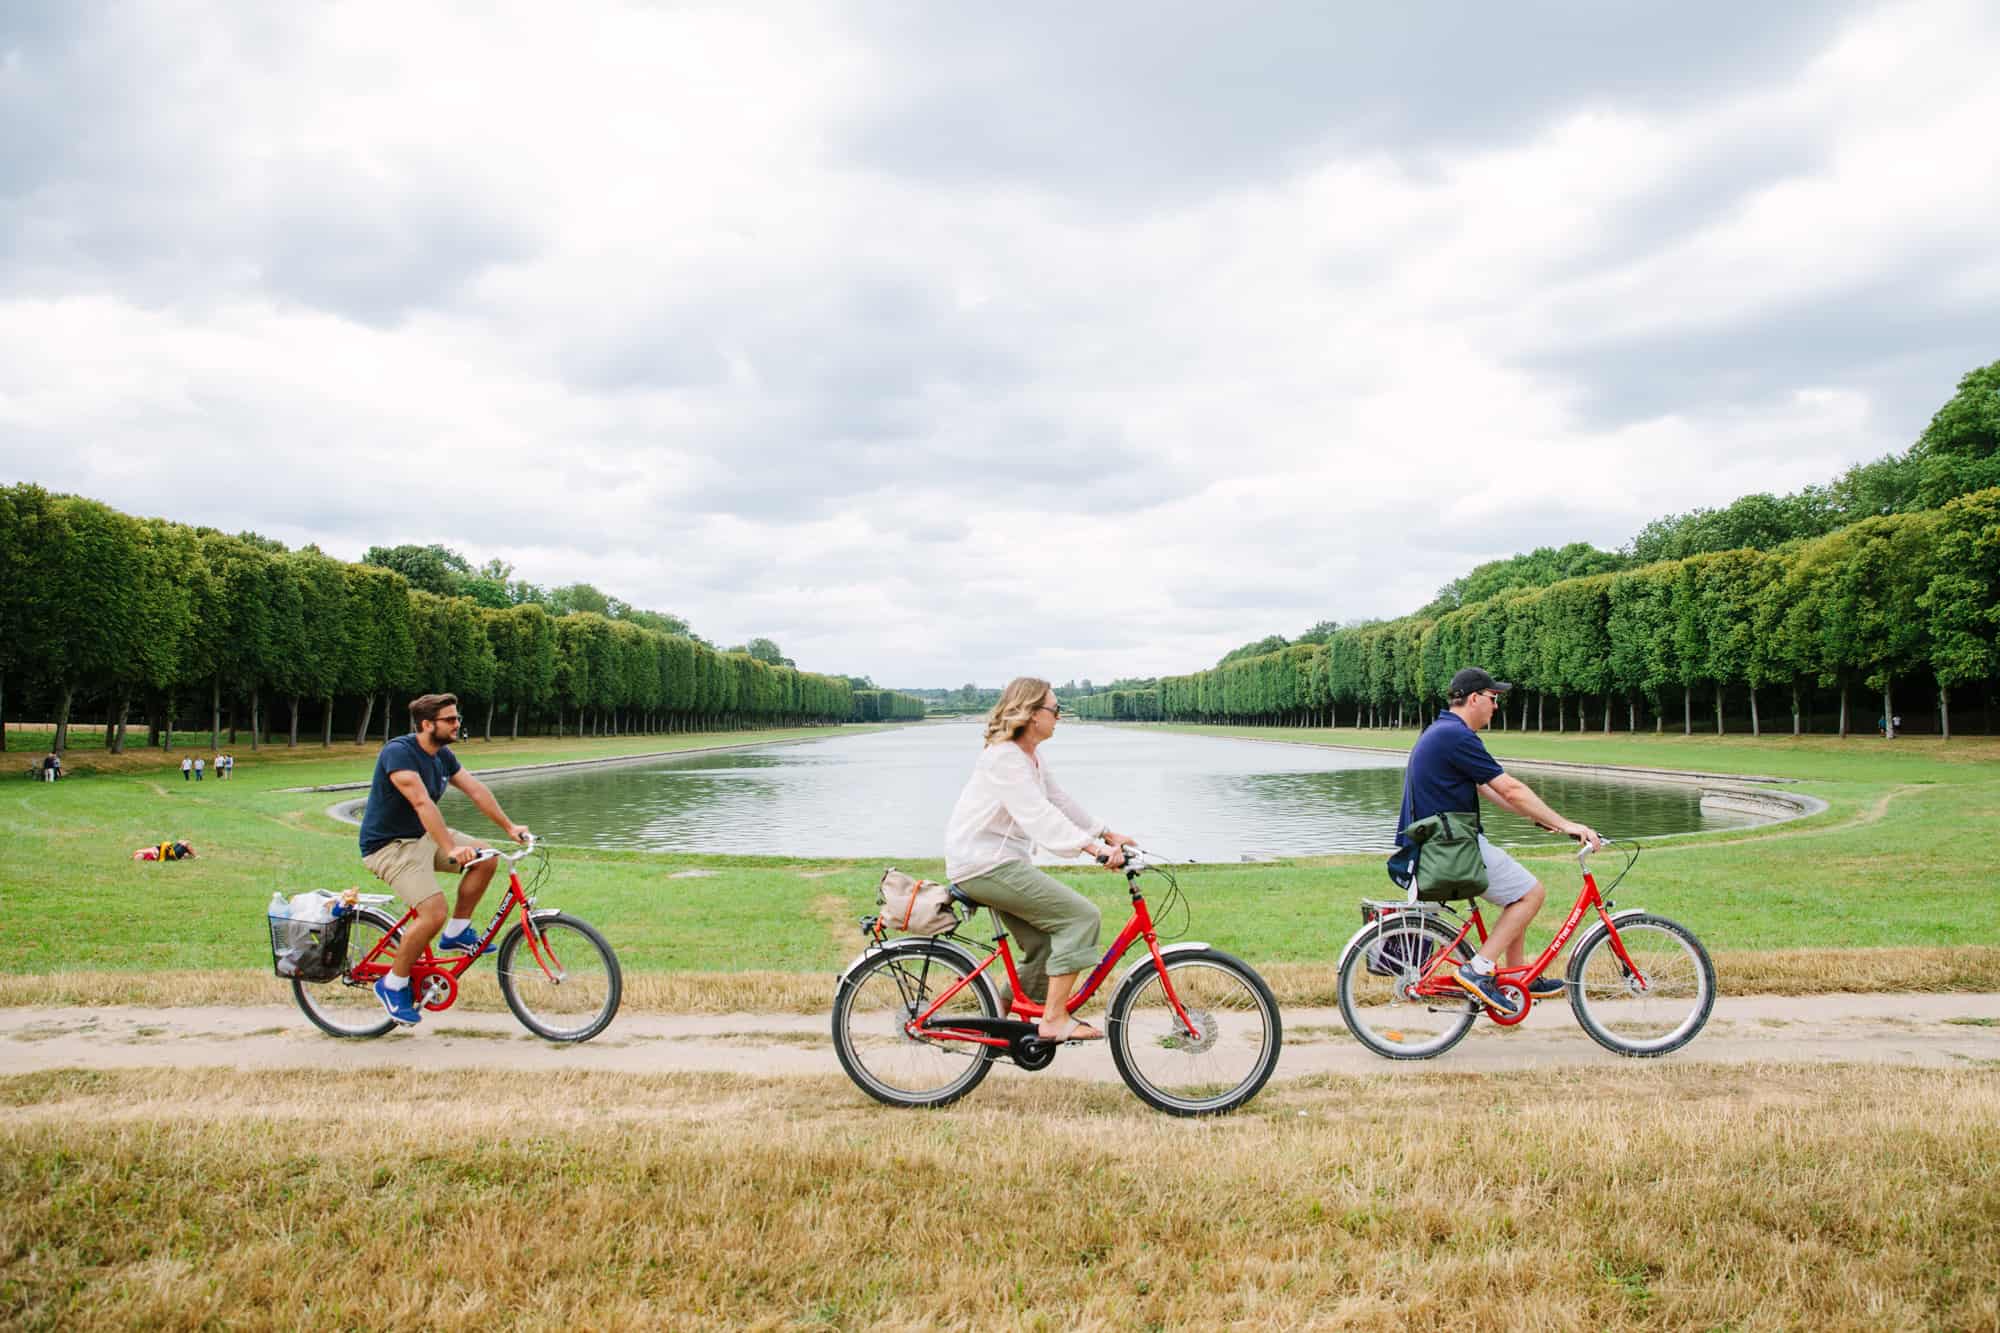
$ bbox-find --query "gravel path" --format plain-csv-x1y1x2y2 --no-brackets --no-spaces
3,992,1995,1080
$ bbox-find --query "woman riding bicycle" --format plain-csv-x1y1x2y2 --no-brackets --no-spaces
944,677,1134,1044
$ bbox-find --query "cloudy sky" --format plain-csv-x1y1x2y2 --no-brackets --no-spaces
3,2,1996,687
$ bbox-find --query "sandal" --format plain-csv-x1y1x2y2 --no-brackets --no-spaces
1039,1020,1105,1043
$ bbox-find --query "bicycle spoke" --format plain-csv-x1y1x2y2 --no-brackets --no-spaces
834,948,995,1107
1570,917,1713,1055
1111,955,1279,1114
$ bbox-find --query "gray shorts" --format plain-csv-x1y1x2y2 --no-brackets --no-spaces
1476,835,1540,907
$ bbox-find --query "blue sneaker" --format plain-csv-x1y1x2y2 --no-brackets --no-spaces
1527,976,1566,998
1452,964,1523,1018
436,926,482,954
374,978,422,1025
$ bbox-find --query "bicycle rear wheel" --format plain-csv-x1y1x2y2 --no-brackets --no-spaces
1336,914,1476,1060
292,906,400,1039
1567,913,1714,1057
496,912,623,1043
832,942,999,1108
1108,948,1281,1116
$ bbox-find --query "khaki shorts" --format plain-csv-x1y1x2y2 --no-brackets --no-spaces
361,829,488,908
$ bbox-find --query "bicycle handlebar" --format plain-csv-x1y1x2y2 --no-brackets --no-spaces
465,834,540,866
1094,846,1151,872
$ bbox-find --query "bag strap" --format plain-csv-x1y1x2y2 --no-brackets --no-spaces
897,879,926,931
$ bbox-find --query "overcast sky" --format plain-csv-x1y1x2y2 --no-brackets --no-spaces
4,2,1996,687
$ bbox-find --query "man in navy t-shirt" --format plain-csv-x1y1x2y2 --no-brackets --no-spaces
358,692,530,1026
1392,667,1601,1018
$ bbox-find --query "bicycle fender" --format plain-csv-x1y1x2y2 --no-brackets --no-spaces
1111,941,1214,996
835,935,986,986
1566,909,1649,961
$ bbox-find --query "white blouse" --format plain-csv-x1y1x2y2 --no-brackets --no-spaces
944,741,1102,883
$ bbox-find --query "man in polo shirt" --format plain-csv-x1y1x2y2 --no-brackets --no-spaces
1394,667,1601,1018
358,692,530,1026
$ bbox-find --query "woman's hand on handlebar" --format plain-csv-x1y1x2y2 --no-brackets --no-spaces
1092,842,1128,869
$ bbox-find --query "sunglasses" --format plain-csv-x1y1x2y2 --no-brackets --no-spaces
1035,703,1063,718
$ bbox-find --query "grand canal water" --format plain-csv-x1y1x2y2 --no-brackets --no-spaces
436,720,1768,861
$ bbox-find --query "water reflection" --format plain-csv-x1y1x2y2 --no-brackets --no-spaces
438,721,1764,860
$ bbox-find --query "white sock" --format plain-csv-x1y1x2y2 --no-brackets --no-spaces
445,917,470,936
1470,955,1496,976
383,973,411,992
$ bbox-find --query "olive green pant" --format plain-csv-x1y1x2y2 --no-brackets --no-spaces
957,860,1102,1006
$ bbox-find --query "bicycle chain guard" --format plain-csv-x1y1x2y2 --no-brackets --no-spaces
416,970,458,1012
1008,1033,1058,1070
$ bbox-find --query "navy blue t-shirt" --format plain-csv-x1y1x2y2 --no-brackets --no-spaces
1393,711,1504,854
357,735,462,855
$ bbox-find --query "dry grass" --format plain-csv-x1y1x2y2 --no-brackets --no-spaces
2,1063,1997,1330
6,946,1998,1015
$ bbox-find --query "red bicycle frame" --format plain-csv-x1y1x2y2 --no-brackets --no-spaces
901,873,1202,1048
346,859,566,1011
1390,855,1651,1026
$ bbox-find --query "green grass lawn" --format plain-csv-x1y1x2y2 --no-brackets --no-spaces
1,722,1995,980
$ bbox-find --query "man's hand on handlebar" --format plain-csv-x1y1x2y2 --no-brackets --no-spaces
449,844,485,868
1563,822,1604,852
508,824,533,844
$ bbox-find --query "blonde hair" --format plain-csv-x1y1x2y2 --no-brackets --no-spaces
983,677,1054,745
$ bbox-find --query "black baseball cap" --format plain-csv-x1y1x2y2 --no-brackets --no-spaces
1448,667,1512,700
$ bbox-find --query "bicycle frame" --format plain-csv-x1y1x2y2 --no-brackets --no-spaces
1392,852,1650,1025
344,859,567,1008
901,869,1202,1049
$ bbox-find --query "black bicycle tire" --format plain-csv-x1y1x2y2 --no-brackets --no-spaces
291,905,401,1040
1106,948,1282,1117
1335,916,1477,1061
1566,913,1715,1057
496,912,623,1043
832,942,999,1109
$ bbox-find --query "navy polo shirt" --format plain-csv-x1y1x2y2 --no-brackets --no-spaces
358,735,461,855
1394,710,1504,851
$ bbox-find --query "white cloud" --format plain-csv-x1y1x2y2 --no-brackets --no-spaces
3,0,1995,685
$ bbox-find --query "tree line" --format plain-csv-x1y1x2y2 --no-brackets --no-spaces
0,486,872,753
851,690,927,722
1161,486,2000,740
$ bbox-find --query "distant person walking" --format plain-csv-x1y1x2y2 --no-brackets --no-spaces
216,752,228,780
181,756,192,781
194,756,205,782
42,752,56,783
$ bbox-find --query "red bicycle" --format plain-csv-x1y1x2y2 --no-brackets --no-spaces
831,851,1282,1116
1335,838,1714,1059
291,838,622,1043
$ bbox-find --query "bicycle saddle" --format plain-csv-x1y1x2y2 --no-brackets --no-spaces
945,883,975,907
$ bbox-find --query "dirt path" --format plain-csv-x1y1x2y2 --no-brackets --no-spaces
3,993,1995,1081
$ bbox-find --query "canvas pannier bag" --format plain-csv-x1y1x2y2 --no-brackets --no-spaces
876,868,958,936
1399,810,1489,903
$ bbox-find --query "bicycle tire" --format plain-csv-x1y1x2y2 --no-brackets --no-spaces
832,941,999,1109
496,912,623,1043
292,905,401,1040
1107,948,1281,1116
1336,914,1477,1060
1566,913,1715,1057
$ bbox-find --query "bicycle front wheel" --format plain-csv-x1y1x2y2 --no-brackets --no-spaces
1567,913,1715,1057
832,942,999,1109
496,912,623,1043
1336,914,1476,1060
1107,948,1281,1116
292,906,401,1039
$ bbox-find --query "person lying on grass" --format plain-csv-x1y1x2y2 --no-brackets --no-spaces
944,676,1136,1044
357,692,530,1027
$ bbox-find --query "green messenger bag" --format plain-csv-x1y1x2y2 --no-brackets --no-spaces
1401,810,1489,902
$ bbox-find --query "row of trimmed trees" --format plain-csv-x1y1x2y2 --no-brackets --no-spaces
851,689,927,721
0,486,859,752
1162,488,2000,739
1072,690,1162,721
